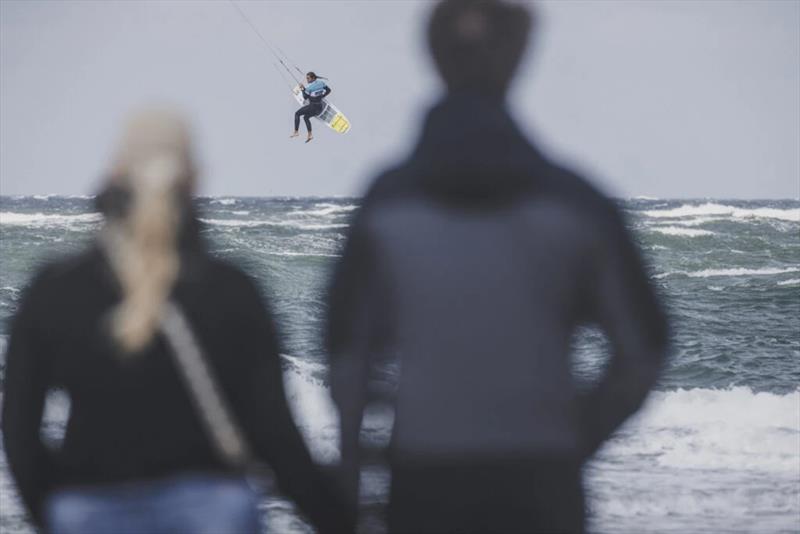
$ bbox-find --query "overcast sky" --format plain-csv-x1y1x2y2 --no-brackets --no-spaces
1,0,798,198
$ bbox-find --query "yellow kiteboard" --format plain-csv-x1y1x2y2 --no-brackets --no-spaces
293,85,351,134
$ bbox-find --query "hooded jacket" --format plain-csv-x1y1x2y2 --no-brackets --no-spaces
327,92,669,468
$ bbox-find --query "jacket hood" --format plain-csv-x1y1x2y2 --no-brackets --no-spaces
409,91,546,201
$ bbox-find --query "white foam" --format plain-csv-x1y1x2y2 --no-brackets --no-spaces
0,212,102,227
288,203,359,218
667,216,727,227
606,387,800,472
209,198,238,206
777,278,800,286
268,251,341,258
655,267,800,279
651,226,715,237
8,194,91,200
280,355,340,463
200,218,347,231
588,387,800,531
641,202,800,222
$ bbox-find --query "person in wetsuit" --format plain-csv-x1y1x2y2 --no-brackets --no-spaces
291,71,331,143
326,1,670,532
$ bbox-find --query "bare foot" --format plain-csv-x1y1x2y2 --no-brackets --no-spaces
290,131,299,138
305,134,314,144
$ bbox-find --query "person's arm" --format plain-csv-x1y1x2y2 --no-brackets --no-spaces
325,208,387,510
576,203,670,458
322,86,332,98
227,275,353,533
1,276,55,526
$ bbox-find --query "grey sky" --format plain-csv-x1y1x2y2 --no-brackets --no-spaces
1,0,798,198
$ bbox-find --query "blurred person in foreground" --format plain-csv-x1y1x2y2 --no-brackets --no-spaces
326,1,670,532
1,109,349,533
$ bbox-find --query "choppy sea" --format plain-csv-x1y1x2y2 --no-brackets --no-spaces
0,196,798,533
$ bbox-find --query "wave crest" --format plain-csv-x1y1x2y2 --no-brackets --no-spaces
642,203,800,222
655,267,800,279
0,212,102,226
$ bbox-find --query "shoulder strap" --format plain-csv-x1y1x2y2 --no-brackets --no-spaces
160,301,253,468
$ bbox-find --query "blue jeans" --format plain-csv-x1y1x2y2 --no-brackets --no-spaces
45,473,261,534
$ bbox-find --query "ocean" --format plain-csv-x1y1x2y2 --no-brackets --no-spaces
0,196,798,533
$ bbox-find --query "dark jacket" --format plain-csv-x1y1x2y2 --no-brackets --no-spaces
327,92,669,473
1,231,349,532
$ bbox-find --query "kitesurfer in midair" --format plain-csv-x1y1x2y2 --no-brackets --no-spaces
291,72,331,143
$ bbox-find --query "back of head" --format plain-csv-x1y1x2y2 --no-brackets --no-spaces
98,108,196,354
428,0,533,97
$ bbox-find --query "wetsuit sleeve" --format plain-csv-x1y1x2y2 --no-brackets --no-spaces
326,207,390,508
577,204,670,458
1,276,55,526
323,86,331,97
226,276,353,533
301,89,310,100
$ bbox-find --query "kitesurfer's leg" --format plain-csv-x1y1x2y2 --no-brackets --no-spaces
292,109,303,137
304,103,324,143
293,105,313,138
292,103,321,142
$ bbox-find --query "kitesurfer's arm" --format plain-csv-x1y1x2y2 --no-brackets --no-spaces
323,85,332,98
1,274,55,527
576,204,669,458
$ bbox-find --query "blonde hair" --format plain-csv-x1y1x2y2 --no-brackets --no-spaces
101,109,196,354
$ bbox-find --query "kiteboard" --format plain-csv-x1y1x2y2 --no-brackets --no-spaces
293,85,351,134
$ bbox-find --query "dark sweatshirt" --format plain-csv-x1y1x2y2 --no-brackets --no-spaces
327,92,670,473
1,234,349,532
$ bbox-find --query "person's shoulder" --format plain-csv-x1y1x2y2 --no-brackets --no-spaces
30,247,102,290
361,163,417,207
538,159,624,227
16,247,104,313
204,255,276,311
202,255,260,294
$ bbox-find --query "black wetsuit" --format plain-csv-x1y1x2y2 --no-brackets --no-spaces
1,224,351,533
295,83,332,133
326,91,670,533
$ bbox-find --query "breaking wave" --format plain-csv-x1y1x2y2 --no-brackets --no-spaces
655,267,800,279
288,203,359,218
0,212,102,227
641,203,800,222
200,218,347,231
650,226,715,237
